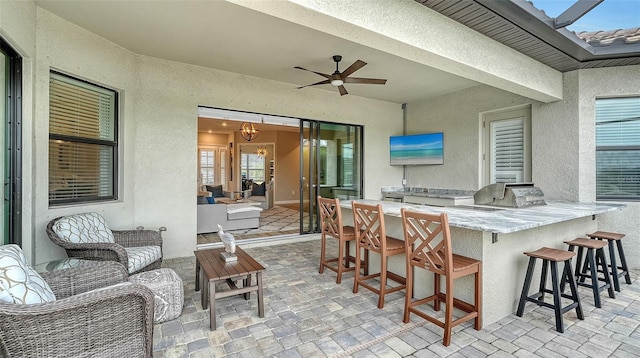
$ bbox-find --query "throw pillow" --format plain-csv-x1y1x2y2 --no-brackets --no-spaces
197,196,208,205
205,185,225,198
206,196,216,204
0,244,56,304
252,181,266,196
52,212,115,244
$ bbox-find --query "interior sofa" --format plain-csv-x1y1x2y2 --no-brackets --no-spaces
197,199,262,234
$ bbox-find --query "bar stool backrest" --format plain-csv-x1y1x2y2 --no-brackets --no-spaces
401,209,452,275
318,196,345,239
352,202,386,252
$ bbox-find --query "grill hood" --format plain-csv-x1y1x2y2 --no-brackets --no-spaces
474,183,546,208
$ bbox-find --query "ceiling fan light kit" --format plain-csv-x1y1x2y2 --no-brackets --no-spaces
295,55,387,96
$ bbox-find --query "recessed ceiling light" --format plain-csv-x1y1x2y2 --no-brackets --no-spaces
222,122,227,126
208,130,212,133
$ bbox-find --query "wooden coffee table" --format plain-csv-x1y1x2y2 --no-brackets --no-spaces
194,246,265,329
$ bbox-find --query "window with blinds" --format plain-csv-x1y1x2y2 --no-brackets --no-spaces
49,72,117,205
595,97,640,200
490,117,525,183
483,106,531,185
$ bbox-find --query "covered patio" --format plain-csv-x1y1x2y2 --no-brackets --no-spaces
155,239,640,357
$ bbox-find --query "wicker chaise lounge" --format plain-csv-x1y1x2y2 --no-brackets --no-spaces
0,260,155,357
47,212,164,274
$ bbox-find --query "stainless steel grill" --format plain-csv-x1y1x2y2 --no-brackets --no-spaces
474,183,546,208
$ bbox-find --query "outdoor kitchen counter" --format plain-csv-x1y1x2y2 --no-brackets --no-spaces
339,199,626,327
341,199,625,235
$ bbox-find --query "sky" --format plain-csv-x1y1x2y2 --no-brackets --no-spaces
531,0,640,32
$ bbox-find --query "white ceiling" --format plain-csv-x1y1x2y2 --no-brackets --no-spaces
36,0,480,104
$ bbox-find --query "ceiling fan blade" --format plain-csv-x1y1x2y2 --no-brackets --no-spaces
344,77,387,85
340,60,367,78
294,66,331,79
297,79,331,89
338,85,348,96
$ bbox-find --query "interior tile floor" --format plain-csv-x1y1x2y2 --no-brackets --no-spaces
156,238,640,357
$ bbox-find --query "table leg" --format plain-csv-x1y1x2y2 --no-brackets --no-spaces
209,279,217,330
195,258,200,292
201,267,208,309
244,274,251,300
257,271,264,318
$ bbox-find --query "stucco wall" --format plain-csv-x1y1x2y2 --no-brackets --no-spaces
19,6,402,263
131,55,402,259
405,85,535,190
579,66,640,270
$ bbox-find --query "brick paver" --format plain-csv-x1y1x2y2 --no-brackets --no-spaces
156,238,640,357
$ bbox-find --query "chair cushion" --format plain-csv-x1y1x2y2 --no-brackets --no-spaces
0,244,56,304
125,246,162,273
52,212,115,244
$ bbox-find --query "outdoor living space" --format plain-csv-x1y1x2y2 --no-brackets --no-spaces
155,239,640,357
3,0,640,357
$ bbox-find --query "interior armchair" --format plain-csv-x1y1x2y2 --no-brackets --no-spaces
47,212,164,275
243,180,274,210
0,245,155,357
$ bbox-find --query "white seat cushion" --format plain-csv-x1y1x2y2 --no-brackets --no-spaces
0,244,56,304
125,246,162,273
52,212,115,244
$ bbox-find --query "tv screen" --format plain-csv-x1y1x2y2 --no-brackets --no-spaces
390,133,444,165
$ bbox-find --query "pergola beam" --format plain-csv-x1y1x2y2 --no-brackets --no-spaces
553,0,603,29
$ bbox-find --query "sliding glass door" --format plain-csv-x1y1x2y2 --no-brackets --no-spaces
300,120,363,234
1,38,22,246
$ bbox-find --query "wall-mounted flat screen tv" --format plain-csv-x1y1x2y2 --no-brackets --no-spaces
390,132,444,165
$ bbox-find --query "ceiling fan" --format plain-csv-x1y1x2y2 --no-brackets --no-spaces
294,55,387,96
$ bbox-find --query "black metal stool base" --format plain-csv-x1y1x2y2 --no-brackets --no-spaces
517,251,584,333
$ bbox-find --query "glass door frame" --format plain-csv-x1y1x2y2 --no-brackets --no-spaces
1,36,22,246
299,119,364,234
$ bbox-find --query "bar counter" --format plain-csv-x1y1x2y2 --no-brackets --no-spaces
340,199,625,326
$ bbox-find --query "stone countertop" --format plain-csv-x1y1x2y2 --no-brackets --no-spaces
341,199,625,234
381,187,475,199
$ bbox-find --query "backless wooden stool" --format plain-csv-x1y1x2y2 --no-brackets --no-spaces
586,231,631,292
562,238,615,308
517,247,583,333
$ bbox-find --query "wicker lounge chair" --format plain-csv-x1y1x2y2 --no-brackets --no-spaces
47,212,164,274
0,259,155,357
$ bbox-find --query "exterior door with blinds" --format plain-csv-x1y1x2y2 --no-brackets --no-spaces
483,107,531,185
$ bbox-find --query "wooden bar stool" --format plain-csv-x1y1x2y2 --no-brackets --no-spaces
562,238,615,308
401,209,481,346
516,247,583,333
352,201,406,309
586,231,631,292
317,196,367,284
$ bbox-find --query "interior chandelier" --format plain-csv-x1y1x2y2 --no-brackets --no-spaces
239,122,259,142
256,146,269,158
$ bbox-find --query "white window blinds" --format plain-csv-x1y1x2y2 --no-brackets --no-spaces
490,117,525,183
49,72,117,204
596,97,640,200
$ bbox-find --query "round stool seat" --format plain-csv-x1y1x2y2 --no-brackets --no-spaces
130,268,184,323
524,247,575,262
587,231,624,241
564,238,608,250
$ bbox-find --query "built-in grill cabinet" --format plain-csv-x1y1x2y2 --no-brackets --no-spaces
474,183,546,208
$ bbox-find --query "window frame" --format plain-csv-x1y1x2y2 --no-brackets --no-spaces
48,71,119,206
595,97,640,201
482,106,532,185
